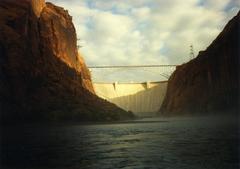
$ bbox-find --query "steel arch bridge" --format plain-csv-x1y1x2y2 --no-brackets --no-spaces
88,65,178,82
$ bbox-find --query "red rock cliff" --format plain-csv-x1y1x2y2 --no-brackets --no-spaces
0,0,133,122
38,2,94,93
160,12,239,115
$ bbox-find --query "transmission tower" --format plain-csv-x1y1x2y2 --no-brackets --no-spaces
77,38,83,49
189,44,195,60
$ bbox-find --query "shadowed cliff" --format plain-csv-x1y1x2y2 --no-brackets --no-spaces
0,0,134,123
160,11,240,115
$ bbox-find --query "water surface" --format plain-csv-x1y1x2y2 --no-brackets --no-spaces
1,116,239,169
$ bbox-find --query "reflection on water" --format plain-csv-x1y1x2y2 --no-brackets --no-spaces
1,116,239,169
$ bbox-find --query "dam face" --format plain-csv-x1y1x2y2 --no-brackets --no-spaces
93,81,167,116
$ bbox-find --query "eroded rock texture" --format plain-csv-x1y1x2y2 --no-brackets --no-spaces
160,12,239,115
0,0,133,123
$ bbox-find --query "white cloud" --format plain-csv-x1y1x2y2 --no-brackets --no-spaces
48,0,239,82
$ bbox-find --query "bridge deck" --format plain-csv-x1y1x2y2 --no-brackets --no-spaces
88,64,178,68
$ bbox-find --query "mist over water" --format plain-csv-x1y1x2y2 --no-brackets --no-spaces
1,115,239,169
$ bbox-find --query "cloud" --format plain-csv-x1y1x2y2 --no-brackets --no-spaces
48,0,239,82
200,0,231,10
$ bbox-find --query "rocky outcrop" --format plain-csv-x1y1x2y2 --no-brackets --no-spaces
39,2,78,70
0,0,134,123
77,53,94,93
160,12,239,115
30,0,46,17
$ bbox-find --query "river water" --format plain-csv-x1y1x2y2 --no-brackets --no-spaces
1,116,239,169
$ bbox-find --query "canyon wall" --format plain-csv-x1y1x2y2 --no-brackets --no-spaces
0,0,133,123
160,12,239,115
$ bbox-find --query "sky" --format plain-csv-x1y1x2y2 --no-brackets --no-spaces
48,0,239,82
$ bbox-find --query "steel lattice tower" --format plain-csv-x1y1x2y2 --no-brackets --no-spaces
189,44,195,60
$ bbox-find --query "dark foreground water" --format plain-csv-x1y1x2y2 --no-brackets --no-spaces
1,116,239,169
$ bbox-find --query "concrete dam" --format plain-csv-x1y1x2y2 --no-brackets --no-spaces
93,81,167,116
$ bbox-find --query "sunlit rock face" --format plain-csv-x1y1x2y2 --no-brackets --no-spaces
77,53,94,93
160,12,240,115
0,0,133,123
30,0,45,17
40,2,78,70
39,2,94,93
